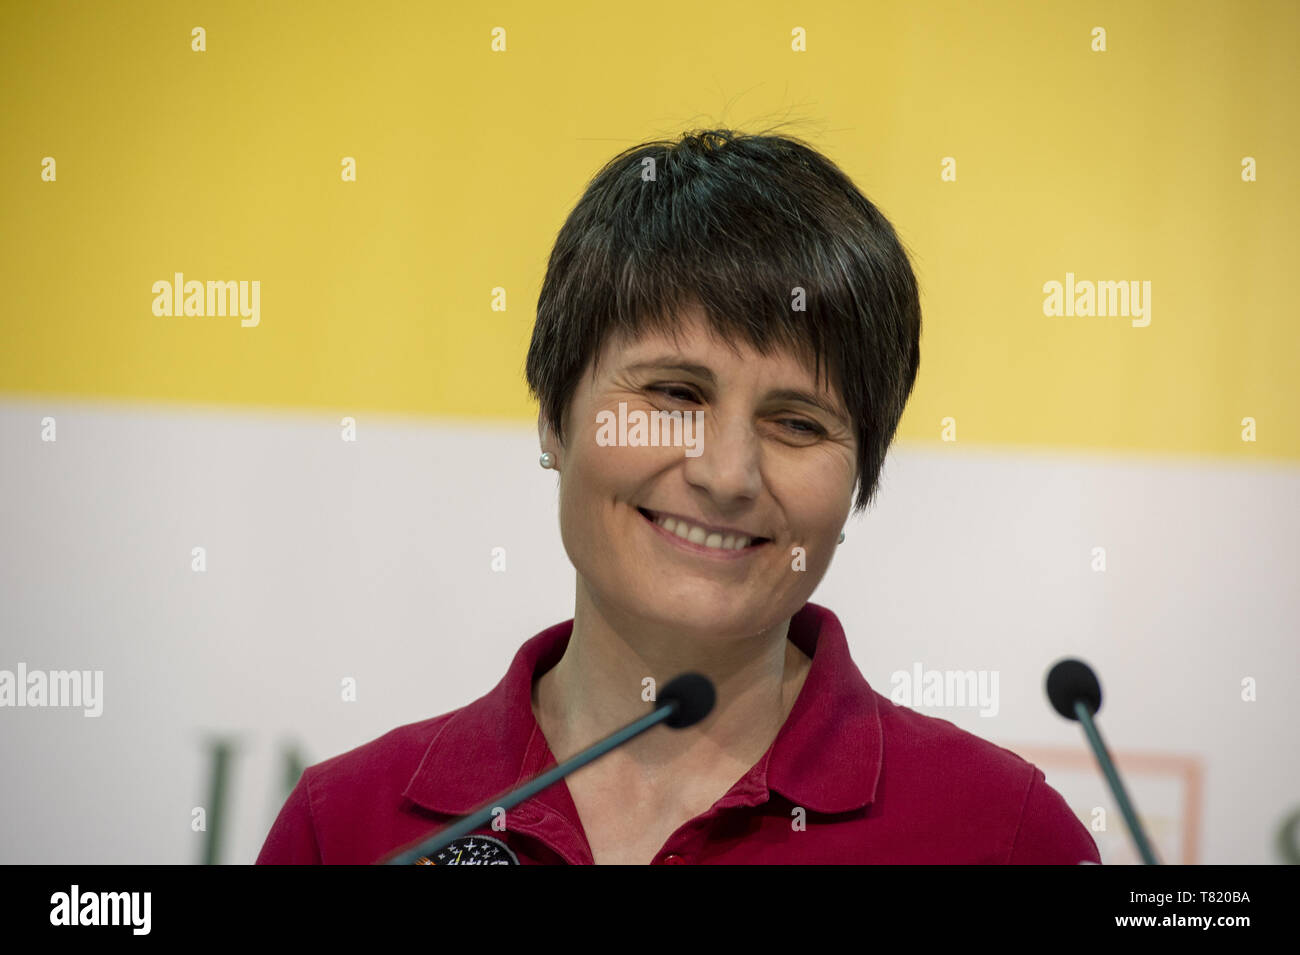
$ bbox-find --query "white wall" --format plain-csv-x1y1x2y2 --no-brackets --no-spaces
1,398,1296,863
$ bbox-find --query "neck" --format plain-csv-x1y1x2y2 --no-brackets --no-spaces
531,578,812,788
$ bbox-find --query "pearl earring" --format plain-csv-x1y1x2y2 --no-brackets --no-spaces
838,529,846,544
539,452,556,469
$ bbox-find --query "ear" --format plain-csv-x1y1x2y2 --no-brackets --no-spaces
538,413,555,455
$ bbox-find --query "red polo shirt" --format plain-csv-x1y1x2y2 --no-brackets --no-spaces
257,602,1100,865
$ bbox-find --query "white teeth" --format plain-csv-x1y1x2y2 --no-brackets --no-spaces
652,512,752,550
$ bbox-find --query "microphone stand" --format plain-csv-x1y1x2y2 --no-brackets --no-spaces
1073,698,1160,865
381,701,683,865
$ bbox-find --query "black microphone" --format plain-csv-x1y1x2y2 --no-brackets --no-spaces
1046,658,1160,865
379,672,716,864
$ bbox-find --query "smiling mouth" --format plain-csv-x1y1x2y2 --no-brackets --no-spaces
637,507,770,551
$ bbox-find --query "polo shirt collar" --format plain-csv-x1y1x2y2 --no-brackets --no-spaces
402,601,882,820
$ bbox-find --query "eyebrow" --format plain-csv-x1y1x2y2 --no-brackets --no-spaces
623,359,849,423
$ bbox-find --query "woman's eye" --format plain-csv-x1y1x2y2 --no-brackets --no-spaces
780,419,824,436
647,387,824,437
650,385,700,402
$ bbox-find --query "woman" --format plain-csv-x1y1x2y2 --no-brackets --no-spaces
257,128,1100,865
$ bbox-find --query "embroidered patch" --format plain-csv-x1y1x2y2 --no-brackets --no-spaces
414,834,520,865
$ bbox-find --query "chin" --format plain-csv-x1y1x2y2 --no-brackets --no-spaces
630,592,768,640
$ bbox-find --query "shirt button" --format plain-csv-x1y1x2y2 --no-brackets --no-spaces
662,854,686,864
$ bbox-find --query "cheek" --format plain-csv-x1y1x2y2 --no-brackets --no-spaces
769,460,853,526
555,447,646,557
573,425,679,492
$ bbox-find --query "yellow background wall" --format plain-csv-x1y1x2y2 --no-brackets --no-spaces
3,0,1296,451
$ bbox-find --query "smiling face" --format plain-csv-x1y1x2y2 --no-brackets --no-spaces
541,303,859,641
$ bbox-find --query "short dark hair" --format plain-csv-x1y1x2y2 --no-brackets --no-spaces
525,127,921,513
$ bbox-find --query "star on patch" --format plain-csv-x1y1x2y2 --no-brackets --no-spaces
415,834,519,865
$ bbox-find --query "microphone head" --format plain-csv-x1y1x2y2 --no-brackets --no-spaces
659,673,715,728
1046,658,1103,720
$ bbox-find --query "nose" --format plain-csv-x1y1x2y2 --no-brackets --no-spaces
681,409,762,505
